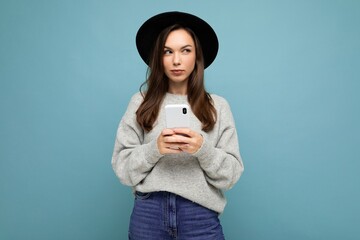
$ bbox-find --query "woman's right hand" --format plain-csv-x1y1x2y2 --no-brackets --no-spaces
157,129,184,154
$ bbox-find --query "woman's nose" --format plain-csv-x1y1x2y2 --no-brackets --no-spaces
173,52,181,65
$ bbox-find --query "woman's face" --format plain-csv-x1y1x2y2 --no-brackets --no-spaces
163,29,196,94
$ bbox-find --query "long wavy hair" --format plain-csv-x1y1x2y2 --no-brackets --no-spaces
136,24,217,132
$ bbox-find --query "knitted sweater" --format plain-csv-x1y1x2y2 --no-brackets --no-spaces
111,92,244,213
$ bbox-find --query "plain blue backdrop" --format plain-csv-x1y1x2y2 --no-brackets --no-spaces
1,0,359,239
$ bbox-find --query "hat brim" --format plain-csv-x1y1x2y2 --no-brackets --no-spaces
136,11,218,69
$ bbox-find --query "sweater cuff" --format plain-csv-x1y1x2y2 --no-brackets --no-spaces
146,139,164,164
192,135,214,165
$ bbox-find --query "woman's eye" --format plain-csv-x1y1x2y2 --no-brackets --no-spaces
183,49,191,53
164,49,172,55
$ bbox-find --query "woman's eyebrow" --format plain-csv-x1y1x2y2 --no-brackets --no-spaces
181,45,193,49
164,44,193,49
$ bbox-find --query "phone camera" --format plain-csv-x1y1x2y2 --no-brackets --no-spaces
182,108,187,114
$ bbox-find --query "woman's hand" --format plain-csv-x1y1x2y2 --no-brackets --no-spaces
157,128,203,154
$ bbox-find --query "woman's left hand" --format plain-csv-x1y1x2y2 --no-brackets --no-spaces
171,128,203,154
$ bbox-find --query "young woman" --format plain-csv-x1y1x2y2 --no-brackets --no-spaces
112,11,244,240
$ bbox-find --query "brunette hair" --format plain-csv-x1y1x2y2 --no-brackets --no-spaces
136,24,217,132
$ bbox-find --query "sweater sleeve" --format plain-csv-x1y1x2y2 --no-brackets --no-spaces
193,97,244,190
111,94,163,187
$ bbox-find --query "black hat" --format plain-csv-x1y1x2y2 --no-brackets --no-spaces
136,11,219,69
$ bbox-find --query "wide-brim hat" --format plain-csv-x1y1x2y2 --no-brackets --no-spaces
136,11,219,69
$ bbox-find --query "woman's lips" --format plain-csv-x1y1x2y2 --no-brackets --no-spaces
170,70,184,75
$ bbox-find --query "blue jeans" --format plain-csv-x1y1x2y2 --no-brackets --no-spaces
128,191,225,240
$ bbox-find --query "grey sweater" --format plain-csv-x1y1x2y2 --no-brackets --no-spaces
112,92,244,213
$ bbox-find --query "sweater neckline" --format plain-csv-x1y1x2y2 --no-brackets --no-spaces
165,92,188,99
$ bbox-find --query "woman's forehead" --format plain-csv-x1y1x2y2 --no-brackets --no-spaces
164,29,195,47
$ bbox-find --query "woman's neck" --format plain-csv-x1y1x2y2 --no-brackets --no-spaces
168,84,187,95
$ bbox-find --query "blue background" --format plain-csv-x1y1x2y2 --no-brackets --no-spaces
1,0,359,239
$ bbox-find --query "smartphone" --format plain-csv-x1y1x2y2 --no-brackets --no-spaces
165,104,190,128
